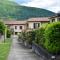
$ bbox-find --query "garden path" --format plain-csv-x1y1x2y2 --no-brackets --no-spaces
7,35,43,60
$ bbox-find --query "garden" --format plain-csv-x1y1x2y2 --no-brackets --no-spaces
18,22,60,60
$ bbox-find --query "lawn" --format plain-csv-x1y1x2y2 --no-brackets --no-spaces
0,38,12,60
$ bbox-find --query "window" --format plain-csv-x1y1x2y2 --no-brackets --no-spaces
33,23,40,29
15,26,17,29
20,26,22,29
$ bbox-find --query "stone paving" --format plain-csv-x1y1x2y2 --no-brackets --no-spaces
7,36,43,60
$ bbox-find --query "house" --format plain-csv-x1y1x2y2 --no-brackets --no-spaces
49,13,60,23
26,17,49,31
4,20,27,35
4,17,49,35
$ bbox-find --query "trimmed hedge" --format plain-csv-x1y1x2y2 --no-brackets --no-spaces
44,22,60,54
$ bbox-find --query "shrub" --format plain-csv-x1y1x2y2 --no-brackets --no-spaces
21,32,27,42
7,29,11,38
26,31,35,45
44,22,60,54
0,21,5,35
34,27,45,46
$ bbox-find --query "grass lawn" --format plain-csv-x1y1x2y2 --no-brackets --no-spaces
0,38,12,60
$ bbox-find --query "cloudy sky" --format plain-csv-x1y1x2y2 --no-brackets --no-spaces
14,0,60,13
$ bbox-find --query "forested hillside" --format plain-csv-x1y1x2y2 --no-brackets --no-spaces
0,0,55,20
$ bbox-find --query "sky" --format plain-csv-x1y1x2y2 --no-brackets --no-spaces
14,0,60,13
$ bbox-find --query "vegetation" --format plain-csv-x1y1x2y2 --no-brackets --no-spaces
0,38,12,60
0,21,5,35
34,27,45,46
18,22,60,54
0,0,55,20
26,31,35,45
44,22,60,54
18,31,35,45
6,29,11,38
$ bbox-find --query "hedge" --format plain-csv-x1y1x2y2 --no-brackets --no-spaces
18,22,60,54
44,22,60,54
34,27,45,46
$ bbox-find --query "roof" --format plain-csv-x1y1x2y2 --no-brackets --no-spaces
4,17,49,25
27,17,49,22
4,20,27,25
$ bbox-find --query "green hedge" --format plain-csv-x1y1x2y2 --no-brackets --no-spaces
18,22,60,54
44,22,60,54
34,27,45,46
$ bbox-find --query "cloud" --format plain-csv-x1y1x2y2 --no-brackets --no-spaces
21,0,60,13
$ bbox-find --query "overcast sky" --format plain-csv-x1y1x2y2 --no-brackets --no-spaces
14,0,60,13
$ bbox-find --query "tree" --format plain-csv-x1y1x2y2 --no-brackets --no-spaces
0,21,5,35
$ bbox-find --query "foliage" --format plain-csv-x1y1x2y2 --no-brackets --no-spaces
0,21,5,35
44,22,60,54
21,32,27,42
7,29,11,38
0,0,55,20
34,27,45,46
18,22,60,54
18,31,35,45
26,31,36,45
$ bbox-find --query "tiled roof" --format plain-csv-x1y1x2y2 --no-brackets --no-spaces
28,17,49,22
4,20,27,25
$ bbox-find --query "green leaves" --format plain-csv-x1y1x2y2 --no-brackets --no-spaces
44,22,60,54
0,21,5,34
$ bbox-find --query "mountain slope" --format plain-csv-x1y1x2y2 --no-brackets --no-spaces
0,0,55,20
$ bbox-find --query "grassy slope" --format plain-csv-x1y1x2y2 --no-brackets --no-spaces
0,0,55,20
0,38,12,60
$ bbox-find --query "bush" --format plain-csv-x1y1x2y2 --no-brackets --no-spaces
44,22,60,54
7,29,11,38
18,31,35,45
34,27,45,46
0,21,5,35
21,32,27,42
26,31,35,45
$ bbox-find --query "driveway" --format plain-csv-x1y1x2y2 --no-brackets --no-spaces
7,36,43,60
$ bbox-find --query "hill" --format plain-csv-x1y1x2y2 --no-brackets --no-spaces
0,0,55,20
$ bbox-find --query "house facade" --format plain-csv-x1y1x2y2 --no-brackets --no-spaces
4,21,27,35
26,17,49,31
4,17,49,35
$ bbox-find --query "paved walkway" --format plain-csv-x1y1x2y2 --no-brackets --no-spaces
7,36,43,60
